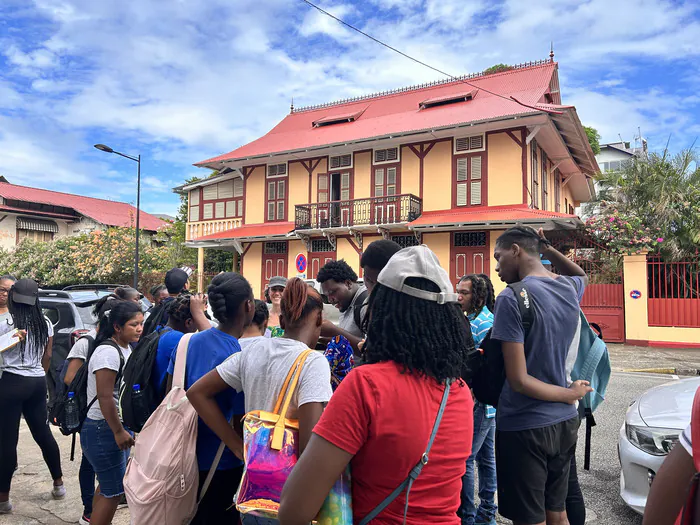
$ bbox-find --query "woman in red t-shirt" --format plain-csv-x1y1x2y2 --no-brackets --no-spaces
280,246,475,525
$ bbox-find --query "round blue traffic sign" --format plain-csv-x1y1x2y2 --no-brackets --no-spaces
295,253,307,274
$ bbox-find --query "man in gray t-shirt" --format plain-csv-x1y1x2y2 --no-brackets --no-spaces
317,260,367,354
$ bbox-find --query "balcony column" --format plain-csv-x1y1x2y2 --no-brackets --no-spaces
197,247,205,292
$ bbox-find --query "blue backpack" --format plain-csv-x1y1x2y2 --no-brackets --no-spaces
568,286,611,470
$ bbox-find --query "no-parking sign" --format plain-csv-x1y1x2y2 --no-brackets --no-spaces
295,253,307,274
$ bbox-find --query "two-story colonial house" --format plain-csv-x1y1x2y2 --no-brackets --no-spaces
179,58,597,298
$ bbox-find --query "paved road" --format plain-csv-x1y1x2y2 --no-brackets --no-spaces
0,370,686,524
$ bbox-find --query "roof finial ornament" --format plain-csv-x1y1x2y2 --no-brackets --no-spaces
290,97,295,113
549,42,555,62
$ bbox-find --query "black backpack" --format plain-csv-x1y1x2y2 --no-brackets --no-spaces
353,288,369,333
142,302,169,337
468,282,534,407
119,328,171,433
50,334,95,426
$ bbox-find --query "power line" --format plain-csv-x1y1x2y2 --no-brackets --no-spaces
299,0,559,113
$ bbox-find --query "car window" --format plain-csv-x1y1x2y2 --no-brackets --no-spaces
40,302,76,330
76,305,98,327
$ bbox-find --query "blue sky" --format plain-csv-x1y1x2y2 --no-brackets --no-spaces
1,0,700,217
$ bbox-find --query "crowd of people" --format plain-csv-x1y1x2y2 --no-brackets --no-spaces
1,225,692,525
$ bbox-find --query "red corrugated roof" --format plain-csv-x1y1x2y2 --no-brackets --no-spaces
196,222,294,241
410,205,577,227
197,63,557,166
0,182,166,231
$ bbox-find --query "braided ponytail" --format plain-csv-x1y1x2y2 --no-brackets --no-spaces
280,278,323,328
206,272,253,324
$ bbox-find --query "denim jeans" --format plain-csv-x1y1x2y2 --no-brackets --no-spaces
241,515,279,525
459,402,497,525
78,452,95,515
80,419,132,498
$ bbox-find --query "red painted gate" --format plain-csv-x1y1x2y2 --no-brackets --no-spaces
580,282,625,343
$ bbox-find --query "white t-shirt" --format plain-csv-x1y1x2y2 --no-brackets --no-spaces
217,337,332,418
681,423,692,456
0,312,54,377
66,329,98,362
86,341,131,421
338,286,368,339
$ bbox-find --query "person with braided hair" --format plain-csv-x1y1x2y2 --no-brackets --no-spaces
457,274,497,525
165,272,254,525
0,278,65,514
279,245,474,525
151,293,210,396
188,278,332,524
240,299,270,340
491,226,592,525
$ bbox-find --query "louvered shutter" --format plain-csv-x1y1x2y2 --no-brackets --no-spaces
387,168,397,196
456,184,468,206
374,149,387,163
471,156,482,179
374,169,384,197
203,203,214,220
470,182,481,205
455,137,469,152
203,185,217,200
386,147,398,161
469,135,484,150
189,206,199,222
189,190,200,206
457,158,468,181
225,201,235,218
340,173,350,200
215,202,225,218
218,181,234,199
233,178,243,197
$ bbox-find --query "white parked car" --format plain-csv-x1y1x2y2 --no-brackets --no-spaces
619,376,700,514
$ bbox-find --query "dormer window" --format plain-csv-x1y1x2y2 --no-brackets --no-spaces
419,89,477,110
312,109,364,128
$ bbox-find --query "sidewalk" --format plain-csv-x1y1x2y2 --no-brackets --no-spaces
608,343,700,375
0,423,129,525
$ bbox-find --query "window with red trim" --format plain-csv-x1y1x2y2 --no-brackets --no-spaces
531,142,539,209
541,152,548,211
197,179,244,222
454,152,484,207
554,168,561,212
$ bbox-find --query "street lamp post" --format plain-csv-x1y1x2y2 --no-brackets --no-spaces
94,144,141,290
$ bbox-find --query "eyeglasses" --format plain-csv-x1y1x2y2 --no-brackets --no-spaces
0,288,9,295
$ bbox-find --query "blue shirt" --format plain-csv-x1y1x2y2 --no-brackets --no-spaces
167,328,245,470
151,327,183,394
468,305,494,349
491,276,585,431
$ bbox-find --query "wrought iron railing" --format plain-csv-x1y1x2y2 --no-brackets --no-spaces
295,194,422,230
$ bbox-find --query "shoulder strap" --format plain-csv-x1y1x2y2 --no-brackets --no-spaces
271,350,313,451
354,289,369,329
199,416,236,504
359,380,452,525
507,282,534,341
172,333,194,390
691,387,700,471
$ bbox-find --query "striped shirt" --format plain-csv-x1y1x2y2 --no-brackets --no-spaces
468,305,494,349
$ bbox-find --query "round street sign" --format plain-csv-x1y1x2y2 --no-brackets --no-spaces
630,290,642,299
295,253,307,274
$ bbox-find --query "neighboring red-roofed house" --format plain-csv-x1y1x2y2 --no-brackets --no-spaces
0,181,167,249
178,58,597,299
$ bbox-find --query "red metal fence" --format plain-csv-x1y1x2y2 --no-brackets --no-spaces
647,258,700,327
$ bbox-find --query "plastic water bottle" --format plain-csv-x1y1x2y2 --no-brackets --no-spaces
131,384,149,430
64,392,80,432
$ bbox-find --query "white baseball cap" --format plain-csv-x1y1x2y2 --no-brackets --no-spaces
377,245,459,304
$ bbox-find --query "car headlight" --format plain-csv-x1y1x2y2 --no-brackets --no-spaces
625,424,679,456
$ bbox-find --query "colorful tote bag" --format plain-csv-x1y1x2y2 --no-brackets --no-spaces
324,335,355,391
236,350,313,519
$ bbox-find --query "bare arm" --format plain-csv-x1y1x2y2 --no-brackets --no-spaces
95,369,134,450
279,434,353,525
187,369,244,460
643,444,695,525
538,228,589,286
297,402,325,455
320,321,363,355
41,337,53,374
189,294,212,332
64,358,84,386
502,341,592,403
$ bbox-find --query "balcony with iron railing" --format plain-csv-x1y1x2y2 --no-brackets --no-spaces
295,194,422,231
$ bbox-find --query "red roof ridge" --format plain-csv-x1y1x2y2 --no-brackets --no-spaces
293,59,556,114
0,181,137,207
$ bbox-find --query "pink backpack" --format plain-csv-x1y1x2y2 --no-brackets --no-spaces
124,333,225,524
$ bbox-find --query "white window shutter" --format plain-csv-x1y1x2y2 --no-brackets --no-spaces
470,135,484,150
267,202,275,221
457,158,468,181
277,180,286,199
203,185,217,200
233,178,244,197
268,182,276,199
215,202,225,218
237,200,243,217
218,180,234,199
318,175,328,190
189,190,200,206
387,147,398,161
456,184,467,206
203,203,213,220
375,168,385,185
387,167,396,184
341,172,350,188
471,156,482,180
277,201,285,220
470,181,482,205
455,137,469,152
189,206,199,222
225,201,235,218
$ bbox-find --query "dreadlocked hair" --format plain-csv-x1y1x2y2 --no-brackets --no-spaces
207,272,253,324
8,282,49,364
252,299,270,328
476,273,495,312
166,294,194,324
95,301,143,346
364,278,473,383
496,226,549,255
280,278,323,327
459,275,487,316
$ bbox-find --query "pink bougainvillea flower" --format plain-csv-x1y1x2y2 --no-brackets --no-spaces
657,238,664,242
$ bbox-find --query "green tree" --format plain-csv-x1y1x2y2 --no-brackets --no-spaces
584,126,601,155
590,147,700,260
483,64,513,75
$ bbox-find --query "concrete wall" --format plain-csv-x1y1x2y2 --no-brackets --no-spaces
623,253,700,347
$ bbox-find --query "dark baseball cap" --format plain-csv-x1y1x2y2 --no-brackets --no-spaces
165,268,189,294
12,278,39,306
